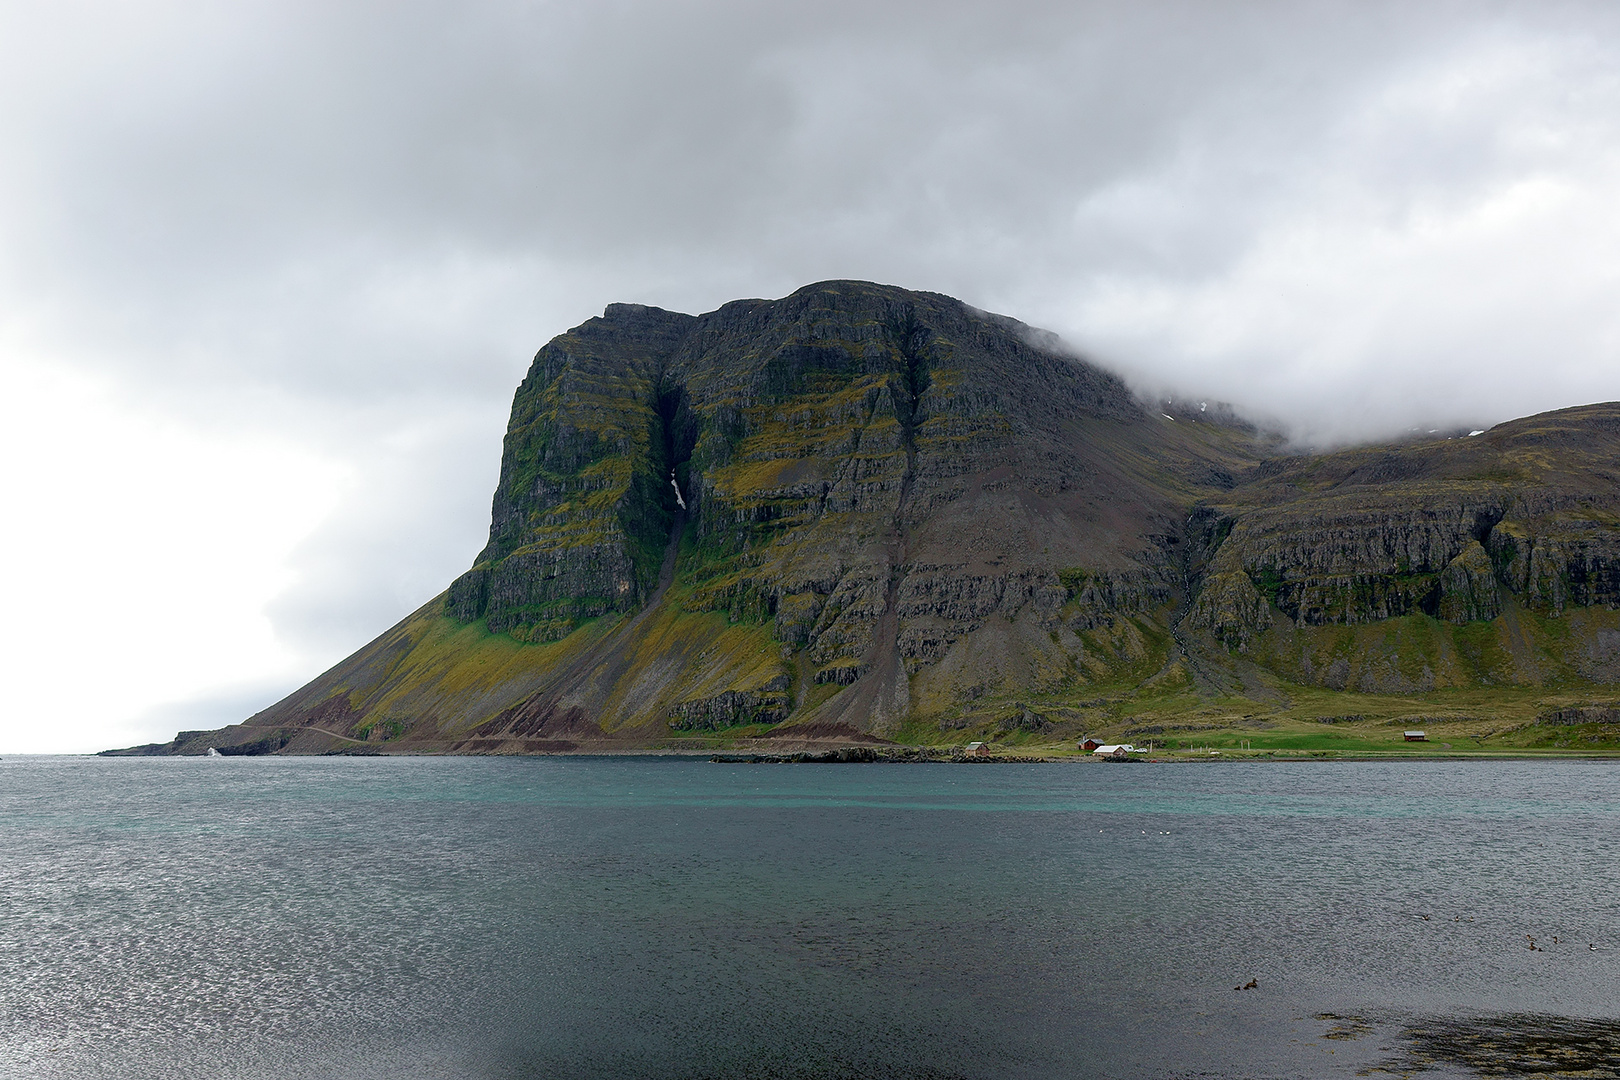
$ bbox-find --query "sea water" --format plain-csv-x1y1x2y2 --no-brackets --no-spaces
2,755,1618,1079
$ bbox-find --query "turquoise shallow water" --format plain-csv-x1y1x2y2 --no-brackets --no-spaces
2,755,1618,1078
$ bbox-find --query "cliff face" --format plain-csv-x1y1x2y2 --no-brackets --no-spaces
116,282,1620,755
1184,406,1620,691
444,303,697,638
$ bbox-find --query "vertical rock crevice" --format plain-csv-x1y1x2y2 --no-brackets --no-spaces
616,373,698,601
885,304,932,541
443,303,699,635
654,377,697,515
860,308,935,723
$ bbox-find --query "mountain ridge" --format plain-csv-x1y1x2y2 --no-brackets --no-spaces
109,281,1620,756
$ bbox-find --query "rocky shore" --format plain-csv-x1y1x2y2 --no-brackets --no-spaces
711,746,1035,763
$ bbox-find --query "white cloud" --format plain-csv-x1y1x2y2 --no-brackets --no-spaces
1061,25,1620,443
0,354,345,752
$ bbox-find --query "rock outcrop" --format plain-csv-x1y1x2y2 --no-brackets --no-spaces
1188,571,1271,651
446,303,697,636
1437,541,1501,625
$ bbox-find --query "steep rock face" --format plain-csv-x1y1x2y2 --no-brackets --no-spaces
1198,408,1620,621
452,285,1164,682
653,285,1161,690
1197,490,1507,625
431,282,1247,740
447,304,696,636
1492,521,1620,614
1190,405,1620,690
667,674,793,730
118,283,1620,756
1437,541,1500,624
1188,571,1271,651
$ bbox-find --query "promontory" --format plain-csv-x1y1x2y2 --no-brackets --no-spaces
110,281,1620,757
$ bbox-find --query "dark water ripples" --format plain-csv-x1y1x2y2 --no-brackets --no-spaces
3,756,1619,1078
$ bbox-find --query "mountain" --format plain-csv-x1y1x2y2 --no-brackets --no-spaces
110,281,1620,756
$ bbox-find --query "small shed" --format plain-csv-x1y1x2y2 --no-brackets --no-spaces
1404,730,1428,742
965,741,991,757
1081,737,1103,752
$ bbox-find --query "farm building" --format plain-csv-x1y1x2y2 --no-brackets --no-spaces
1404,731,1427,742
965,741,991,757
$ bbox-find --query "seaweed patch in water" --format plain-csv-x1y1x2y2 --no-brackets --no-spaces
1316,1013,1374,1041
1377,1013,1620,1077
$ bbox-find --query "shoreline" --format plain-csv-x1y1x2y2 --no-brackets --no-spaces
72,745,1620,762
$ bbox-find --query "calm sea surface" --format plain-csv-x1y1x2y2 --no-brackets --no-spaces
2,756,1619,1079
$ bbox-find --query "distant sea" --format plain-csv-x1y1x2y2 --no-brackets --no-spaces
3,756,1619,1079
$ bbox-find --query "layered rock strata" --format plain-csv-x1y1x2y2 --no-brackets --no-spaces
1187,407,1620,650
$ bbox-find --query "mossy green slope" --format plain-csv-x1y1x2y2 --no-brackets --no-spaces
113,283,1620,756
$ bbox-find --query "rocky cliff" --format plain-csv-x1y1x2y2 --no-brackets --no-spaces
111,281,1620,755
1184,405,1620,693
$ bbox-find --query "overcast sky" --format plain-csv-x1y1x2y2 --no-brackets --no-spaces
3,0,1619,752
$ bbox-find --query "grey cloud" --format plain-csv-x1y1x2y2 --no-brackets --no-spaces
4,0,1619,684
